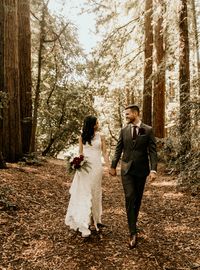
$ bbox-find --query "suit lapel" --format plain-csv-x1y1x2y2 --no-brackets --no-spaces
127,124,136,148
132,122,144,148
139,122,145,129
127,124,132,140
133,123,142,148
127,122,145,148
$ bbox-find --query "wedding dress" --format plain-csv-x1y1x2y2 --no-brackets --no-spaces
65,132,103,237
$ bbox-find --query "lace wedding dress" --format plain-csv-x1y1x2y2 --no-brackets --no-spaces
65,132,103,237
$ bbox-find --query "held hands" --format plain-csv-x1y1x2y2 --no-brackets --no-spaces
109,168,156,179
109,168,117,177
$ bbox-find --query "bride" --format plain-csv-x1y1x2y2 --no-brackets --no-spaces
65,115,109,237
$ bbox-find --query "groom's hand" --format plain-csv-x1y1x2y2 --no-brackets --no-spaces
109,168,117,176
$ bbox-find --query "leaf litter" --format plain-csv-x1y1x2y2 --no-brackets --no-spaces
0,160,199,270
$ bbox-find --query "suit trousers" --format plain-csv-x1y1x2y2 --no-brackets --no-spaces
121,172,147,235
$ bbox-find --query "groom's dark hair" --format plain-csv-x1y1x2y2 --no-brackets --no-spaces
125,104,140,114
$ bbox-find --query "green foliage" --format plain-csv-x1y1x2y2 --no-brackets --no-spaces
156,108,200,189
31,0,96,156
37,84,96,156
86,0,144,95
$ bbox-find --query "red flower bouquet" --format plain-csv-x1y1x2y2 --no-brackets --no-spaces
66,154,91,174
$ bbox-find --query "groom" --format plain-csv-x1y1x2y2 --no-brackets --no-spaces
109,104,157,249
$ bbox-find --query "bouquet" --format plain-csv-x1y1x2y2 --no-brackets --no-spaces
66,154,91,175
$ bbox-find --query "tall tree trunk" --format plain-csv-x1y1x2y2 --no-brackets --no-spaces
18,0,32,154
143,0,153,125
191,0,200,95
126,87,130,105
0,0,5,165
179,0,191,156
126,87,135,105
29,3,46,153
42,137,55,156
2,0,22,162
153,0,165,138
130,87,135,104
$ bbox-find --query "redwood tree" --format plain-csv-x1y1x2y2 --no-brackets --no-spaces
153,0,165,138
143,0,153,125
29,1,47,153
0,0,5,166
191,0,200,95
179,0,191,156
18,0,32,154
0,0,22,162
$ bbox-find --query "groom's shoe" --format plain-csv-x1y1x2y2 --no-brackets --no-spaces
129,234,137,249
97,223,107,229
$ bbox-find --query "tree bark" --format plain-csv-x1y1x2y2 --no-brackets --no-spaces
191,0,200,95
0,0,5,161
2,0,22,162
42,137,55,156
143,0,153,125
18,0,32,154
29,3,46,153
0,151,7,168
126,87,135,105
153,0,165,138
179,0,191,156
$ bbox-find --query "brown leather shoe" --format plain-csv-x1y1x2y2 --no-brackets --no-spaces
129,234,137,249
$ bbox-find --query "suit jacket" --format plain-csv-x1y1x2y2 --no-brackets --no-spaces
111,123,157,177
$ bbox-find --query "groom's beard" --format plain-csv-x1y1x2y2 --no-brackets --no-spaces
126,118,135,124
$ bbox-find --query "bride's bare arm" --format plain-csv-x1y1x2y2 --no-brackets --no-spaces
79,136,83,155
101,135,110,168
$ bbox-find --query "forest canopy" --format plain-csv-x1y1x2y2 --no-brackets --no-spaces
0,0,199,187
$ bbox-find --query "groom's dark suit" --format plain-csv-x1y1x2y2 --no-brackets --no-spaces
111,122,157,235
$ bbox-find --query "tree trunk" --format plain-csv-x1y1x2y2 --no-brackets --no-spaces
42,138,55,156
130,88,135,104
18,0,32,154
0,1,4,91
153,0,165,138
29,3,46,153
0,151,7,169
191,0,200,95
126,87,135,105
179,0,191,156
0,0,5,161
126,87,130,105
143,0,153,125
2,0,22,162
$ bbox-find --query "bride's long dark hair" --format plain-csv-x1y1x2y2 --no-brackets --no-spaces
81,115,97,145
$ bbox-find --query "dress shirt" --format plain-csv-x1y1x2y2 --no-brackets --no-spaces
131,120,141,136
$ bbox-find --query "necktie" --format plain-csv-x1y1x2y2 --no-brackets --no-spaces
132,126,137,140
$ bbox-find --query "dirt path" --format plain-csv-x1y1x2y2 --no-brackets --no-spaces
0,159,199,270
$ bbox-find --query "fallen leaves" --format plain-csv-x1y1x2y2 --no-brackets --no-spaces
0,160,199,270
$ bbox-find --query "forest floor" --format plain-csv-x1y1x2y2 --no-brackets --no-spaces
0,158,199,270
